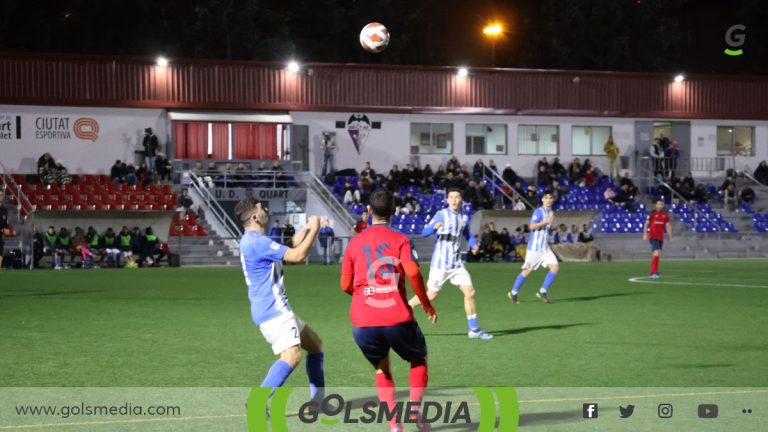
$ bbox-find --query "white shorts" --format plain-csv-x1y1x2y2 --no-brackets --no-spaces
427,266,473,292
259,313,306,355
521,249,559,271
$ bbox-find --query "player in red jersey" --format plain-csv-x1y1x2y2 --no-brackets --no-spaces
643,200,672,278
341,189,437,432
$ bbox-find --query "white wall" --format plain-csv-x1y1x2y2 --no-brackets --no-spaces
291,111,767,178
291,111,637,178
0,105,167,174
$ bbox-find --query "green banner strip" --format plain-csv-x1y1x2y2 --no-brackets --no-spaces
494,387,519,432
473,387,497,432
269,387,294,432
247,387,271,432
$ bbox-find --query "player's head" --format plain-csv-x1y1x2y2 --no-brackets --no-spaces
235,197,269,230
541,190,554,208
446,187,463,211
369,189,395,222
655,200,665,212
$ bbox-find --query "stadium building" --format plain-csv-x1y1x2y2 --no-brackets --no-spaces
1,52,767,266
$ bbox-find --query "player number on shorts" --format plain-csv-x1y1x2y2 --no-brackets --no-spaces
292,326,298,338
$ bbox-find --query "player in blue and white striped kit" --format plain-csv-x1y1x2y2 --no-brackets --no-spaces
409,188,494,340
508,191,559,304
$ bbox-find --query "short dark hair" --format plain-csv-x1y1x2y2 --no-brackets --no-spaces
542,190,553,198
446,187,462,196
369,189,395,219
234,197,261,224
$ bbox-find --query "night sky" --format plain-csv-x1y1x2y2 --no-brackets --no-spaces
0,0,765,75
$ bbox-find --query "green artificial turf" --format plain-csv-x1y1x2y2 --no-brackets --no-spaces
1,260,767,389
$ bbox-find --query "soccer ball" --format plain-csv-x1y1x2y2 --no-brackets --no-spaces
359,22,390,53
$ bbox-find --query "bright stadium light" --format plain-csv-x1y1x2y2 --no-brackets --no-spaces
287,61,300,73
674,74,685,82
458,67,469,77
156,56,169,67
483,23,503,37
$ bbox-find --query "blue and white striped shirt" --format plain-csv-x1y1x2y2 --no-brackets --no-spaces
422,209,478,270
527,207,554,252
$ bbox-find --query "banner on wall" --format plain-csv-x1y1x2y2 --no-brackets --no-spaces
212,188,307,202
0,105,165,173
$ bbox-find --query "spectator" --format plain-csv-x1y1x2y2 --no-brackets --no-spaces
233,163,249,186
578,224,595,243
550,180,565,204
678,179,694,201
604,186,617,203
666,141,680,178
604,135,621,180
548,227,561,245
176,189,194,217
271,160,286,187
37,153,55,182
125,163,137,185
422,164,435,191
393,191,406,215
479,224,495,262
537,157,551,174
502,164,518,185
472,159,486,181
352,210,369,235
513,197,526,211
342,181,358,205
318,218,336,265
614,183,636,210
143,227,165,266
619,172,638,196
0,192,5,269
42,226,59,268
268,220,283,242
155,153,173,183
568,158,583,184
52,160,72,186
559,224,571,244
282,218,296,248
525,186,538,207
693,184,709,204
488,159,499,176
740,186,756,205
142,127,159,175
753,160,768,185
682,172,695,190
111,160,127,185
551,157,567,180
321,132,336,177
403,191,420,214
131,226,146,265
389,164,402,184
402,163,417,186
478,181,494,210
650,138,665,178
498,227,512,259
32,227,44,268
584,168,597,187
192,160,214,188
360,161,375,179
723,183,738,211
463,180,480,209
567,224,579,244
85,226,101,262
536,165,552,186
136,162,152,186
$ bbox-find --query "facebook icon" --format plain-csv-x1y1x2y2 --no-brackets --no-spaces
583,403,599,419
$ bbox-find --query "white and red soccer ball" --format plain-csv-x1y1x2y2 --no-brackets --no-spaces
359,22,390,53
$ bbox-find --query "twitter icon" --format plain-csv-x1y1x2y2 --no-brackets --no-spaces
619,405,636,418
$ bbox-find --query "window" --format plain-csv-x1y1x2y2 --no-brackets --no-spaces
410,123,453,154
518,125,558,155
572,126,612,156
717,126,754,156
466,124,507,155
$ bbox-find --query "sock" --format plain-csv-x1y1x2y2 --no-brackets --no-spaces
541,271,557,292
409,360,428,406
305,352,325,399
651,256,660,274
376,372,397,426
511,274,526,294
260,359,294,391
467,314,478,331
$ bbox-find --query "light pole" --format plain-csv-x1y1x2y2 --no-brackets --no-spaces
482,23,503,67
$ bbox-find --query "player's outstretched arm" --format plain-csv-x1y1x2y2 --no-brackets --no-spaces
666,221,673,242
402,260,437,324
420,212,443,237
283,216,320,263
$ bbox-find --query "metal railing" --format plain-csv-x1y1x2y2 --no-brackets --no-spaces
188,172,243,245
637,156,736,178
298,172,357,231
741,170,767,188
481,169,534,210
656,179,723,229
189,169,294,189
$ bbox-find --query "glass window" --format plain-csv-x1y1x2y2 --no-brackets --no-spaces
466,124,507,155
410,123,453,154
717,126,754,156
518,125,558,155
572,126,612,155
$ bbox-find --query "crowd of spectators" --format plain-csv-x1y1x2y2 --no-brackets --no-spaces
110,154,172,187
192,160,289,188
32,224,169,269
